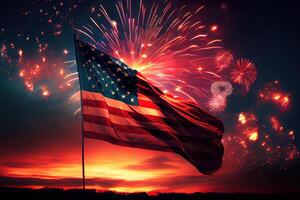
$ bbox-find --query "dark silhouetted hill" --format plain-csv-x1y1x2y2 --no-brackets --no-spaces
0,187,299,200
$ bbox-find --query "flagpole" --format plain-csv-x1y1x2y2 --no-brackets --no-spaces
80,90,86,190
74,34,85,190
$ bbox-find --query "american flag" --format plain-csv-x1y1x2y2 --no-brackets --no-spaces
75,39,224,175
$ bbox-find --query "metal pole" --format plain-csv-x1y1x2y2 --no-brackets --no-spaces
81,90,85,190
74,34,85,190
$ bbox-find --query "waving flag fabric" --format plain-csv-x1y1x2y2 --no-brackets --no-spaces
75,39,224,175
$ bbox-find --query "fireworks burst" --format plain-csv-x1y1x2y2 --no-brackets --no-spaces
238,112,256,125
0,0,83,97
69,0,227,113
259,81,290,108
224,110,299,170
211,81,233,97
236,112,259,143
231,58,257,91
245,128,259,142
0,0,296,168
208,81,232,112
214,50,234,71
208,95,227,112
0,0,298,176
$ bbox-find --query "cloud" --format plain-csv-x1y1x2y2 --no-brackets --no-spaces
3,157,77,169
0,175,208,191
0,176,125,188
126,156,178,171
1,166,300,193
4,162,43,168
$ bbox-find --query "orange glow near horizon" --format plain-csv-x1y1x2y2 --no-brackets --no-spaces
0,134,282,193
0,136,239,193
1,139,216,193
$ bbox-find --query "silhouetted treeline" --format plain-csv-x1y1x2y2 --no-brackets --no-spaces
0,187,299,200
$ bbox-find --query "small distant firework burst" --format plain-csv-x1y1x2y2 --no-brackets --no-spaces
214,50,234,71
237,112,259,143
247,130,258,141
222,110,299,170
0,0,83,97
211,81,233,97
208,81,232,112
231,58,257,91
16,52,68,97
238,112,256,125
270,116,284,133
259,81,290,108
208,95,227,112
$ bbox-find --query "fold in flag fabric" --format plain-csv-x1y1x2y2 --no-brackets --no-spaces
75,39,224,175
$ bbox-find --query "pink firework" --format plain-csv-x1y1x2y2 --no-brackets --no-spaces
231,58,257,91
208,95,227,112
215,50,234,71
210,81,233,97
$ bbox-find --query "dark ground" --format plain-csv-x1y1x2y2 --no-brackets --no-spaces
0,187,299,200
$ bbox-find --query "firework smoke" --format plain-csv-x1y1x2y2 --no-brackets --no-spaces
211,81,233,97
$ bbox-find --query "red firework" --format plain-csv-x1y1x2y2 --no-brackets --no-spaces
231,59,257,91
259,81,290,108
215,50,234,71
69,0,227,113
270,116,284,133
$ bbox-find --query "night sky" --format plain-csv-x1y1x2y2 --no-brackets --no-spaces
0,0,299,193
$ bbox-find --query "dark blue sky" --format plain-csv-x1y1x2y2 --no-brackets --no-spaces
225,0,300,146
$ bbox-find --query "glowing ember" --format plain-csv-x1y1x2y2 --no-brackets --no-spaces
19,70,25,77
25,81,34,92
211,25,218,32
63,49,69,55
270,116,284,132
238,113,247,124
237,112,256,125
288,148,299,160
248,131,258,141
42,90,49,96
288,130,294,136
112,21,117,27
0,44,6,57
18,49,23,57
41,86,50,97
271,94,290,108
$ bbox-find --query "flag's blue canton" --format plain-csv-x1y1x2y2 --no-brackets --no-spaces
76,40,138,105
